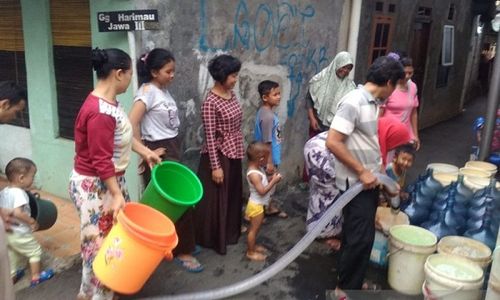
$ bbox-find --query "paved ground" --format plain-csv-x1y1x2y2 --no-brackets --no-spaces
15,97,489,300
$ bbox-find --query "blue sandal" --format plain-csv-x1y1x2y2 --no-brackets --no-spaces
192,245,202,256
12,269,25,284
174,257,204,273
30,269,54,287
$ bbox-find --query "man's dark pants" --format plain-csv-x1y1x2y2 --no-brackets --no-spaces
337,188,379,289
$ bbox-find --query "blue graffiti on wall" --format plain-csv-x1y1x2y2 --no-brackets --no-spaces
283,46,329,116
199,0,330,116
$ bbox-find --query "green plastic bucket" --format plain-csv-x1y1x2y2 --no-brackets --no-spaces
140,161,203,222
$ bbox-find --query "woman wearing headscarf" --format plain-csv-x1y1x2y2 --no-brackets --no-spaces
306,51,356,134
303,117,410,251
302,52,356,185
378,116,412,168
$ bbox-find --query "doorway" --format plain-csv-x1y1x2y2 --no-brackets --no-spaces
410,20,431,100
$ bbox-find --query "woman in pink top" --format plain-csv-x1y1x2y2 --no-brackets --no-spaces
380,55,421,150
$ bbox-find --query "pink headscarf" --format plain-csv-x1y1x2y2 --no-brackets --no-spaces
378,116,412,167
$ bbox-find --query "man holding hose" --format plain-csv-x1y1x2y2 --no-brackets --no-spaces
326,56,404,299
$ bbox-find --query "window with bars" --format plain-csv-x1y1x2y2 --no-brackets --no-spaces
437,25,455,88
51,0,93,139
375,1,396,14
448,4,455,21
369,15,394,64
417,7,432,17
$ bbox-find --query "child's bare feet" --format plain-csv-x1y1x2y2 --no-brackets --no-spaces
246,251,267,261
255,244,268,253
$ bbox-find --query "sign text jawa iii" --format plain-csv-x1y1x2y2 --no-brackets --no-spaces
97,10,159,32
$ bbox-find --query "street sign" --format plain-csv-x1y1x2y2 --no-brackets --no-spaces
97,10,159,32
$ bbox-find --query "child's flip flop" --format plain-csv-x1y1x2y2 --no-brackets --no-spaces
174,257,204,273
30,269,54,287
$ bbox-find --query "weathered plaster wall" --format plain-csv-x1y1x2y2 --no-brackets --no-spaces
134,0,346,186
355,0,473,128
0,125,31,174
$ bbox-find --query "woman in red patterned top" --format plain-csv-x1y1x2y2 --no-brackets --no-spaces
194,54,244,255
69,48,161,300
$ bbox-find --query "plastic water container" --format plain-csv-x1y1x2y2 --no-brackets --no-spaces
459,167,491,179
485,230,500,300
427,163,459,174
141,161,203,222
465,160,497,177
371,231,389,266
93,203,178,294
437,236,492,272
433,173,458,187
423,254,484,300
388,225,437,295
371,207,409,267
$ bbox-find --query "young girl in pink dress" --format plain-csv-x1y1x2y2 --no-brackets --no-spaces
380,55,420,150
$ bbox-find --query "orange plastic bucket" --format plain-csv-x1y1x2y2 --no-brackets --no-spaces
93,203,178,294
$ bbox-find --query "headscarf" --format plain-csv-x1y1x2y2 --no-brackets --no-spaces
378,116,412,167
308,51,356,127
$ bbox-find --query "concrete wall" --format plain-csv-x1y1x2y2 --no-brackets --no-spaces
354,0,473,128
133,0,346,185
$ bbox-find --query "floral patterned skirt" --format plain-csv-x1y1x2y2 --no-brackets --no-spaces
304,132,343,238
69,170,130,300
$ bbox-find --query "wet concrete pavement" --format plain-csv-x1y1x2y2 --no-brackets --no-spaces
16,97,489,299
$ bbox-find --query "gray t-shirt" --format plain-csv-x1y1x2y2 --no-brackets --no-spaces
330,85,381,190
134,83,180,141
0,187,31,234
256,107,275,143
